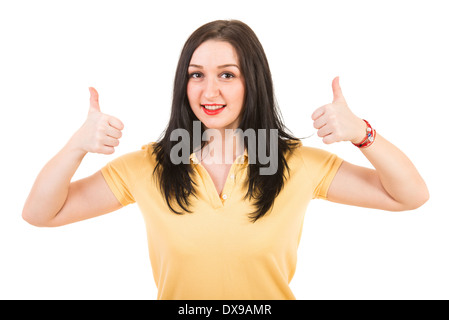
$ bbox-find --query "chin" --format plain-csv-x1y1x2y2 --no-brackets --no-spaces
204,118,240,130
201,121,227,130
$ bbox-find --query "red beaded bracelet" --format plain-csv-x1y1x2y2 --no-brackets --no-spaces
352,119,376,148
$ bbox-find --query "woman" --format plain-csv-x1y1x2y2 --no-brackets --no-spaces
22,20,429,299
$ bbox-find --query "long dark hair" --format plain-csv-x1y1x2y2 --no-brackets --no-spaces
153,20,300,222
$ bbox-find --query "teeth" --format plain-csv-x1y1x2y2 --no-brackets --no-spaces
203,105,225,110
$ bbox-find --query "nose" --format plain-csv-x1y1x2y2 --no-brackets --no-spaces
204,78,220,100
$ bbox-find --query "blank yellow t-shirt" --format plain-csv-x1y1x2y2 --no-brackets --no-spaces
101,142,343,300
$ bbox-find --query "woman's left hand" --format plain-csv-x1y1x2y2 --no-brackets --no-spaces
311,77,367,145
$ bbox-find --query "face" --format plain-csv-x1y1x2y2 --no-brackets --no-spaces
187,40,245,131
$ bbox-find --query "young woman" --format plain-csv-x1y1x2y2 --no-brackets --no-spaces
22,20,429,299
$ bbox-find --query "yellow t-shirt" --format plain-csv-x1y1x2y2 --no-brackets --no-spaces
101,142,343,300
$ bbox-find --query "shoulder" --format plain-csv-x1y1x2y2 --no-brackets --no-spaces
284,139,333,162
140,142,159,164
284,139,342,173
105,142,158,172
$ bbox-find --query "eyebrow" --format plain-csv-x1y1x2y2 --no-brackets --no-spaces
188,64,240,69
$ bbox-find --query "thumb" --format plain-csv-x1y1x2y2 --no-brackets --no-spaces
332,76,345,103
88,87,101,113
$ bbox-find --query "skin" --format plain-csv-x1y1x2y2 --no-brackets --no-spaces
187,40,246,194
22,88,124,227
187,40,245,133
22,40,429,227
313,77,429,210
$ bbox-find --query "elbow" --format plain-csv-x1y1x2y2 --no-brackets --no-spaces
22,207,53,228
395,187,430,212
413,189,430,210
22,209,42,227
410,184,430,210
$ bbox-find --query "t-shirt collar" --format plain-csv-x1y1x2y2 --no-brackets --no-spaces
190,149,248,165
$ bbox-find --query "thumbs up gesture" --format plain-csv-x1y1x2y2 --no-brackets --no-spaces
70,87,124,155
311,77,366,145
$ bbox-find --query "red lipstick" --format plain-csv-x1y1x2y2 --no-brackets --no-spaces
201,104,226,116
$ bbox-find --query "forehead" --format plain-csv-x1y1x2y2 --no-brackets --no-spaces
189,40,239,66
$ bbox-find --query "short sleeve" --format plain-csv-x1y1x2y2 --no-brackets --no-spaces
101,153,138,206
299,147,344,200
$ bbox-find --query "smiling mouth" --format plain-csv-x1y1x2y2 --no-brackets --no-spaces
201,104,226,110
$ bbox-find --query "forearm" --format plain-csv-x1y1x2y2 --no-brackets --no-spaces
22,137,87,225
313,77,429,211
359,133,429,209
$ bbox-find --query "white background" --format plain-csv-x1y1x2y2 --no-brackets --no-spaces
1,0,448,299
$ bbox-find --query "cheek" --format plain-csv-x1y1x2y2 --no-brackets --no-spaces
222,82,244,101
186,83,203,119
238,83,245,103
186,82,199,104
230,82,245,109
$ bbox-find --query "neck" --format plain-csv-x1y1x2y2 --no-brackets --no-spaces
198,128,245,165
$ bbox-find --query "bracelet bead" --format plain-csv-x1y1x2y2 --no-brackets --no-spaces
352,119,376,148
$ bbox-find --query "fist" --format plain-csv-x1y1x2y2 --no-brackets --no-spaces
71,87,124,155
311,77,366,145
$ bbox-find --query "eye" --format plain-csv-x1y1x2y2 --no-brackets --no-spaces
189,72,203,79
220,72,235,79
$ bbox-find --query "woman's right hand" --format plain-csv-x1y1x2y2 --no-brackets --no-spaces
70,87,124,155
23,87,125,227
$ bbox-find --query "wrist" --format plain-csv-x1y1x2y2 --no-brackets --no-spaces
66,132,89,159
350,118,369,144
352,119,376,148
